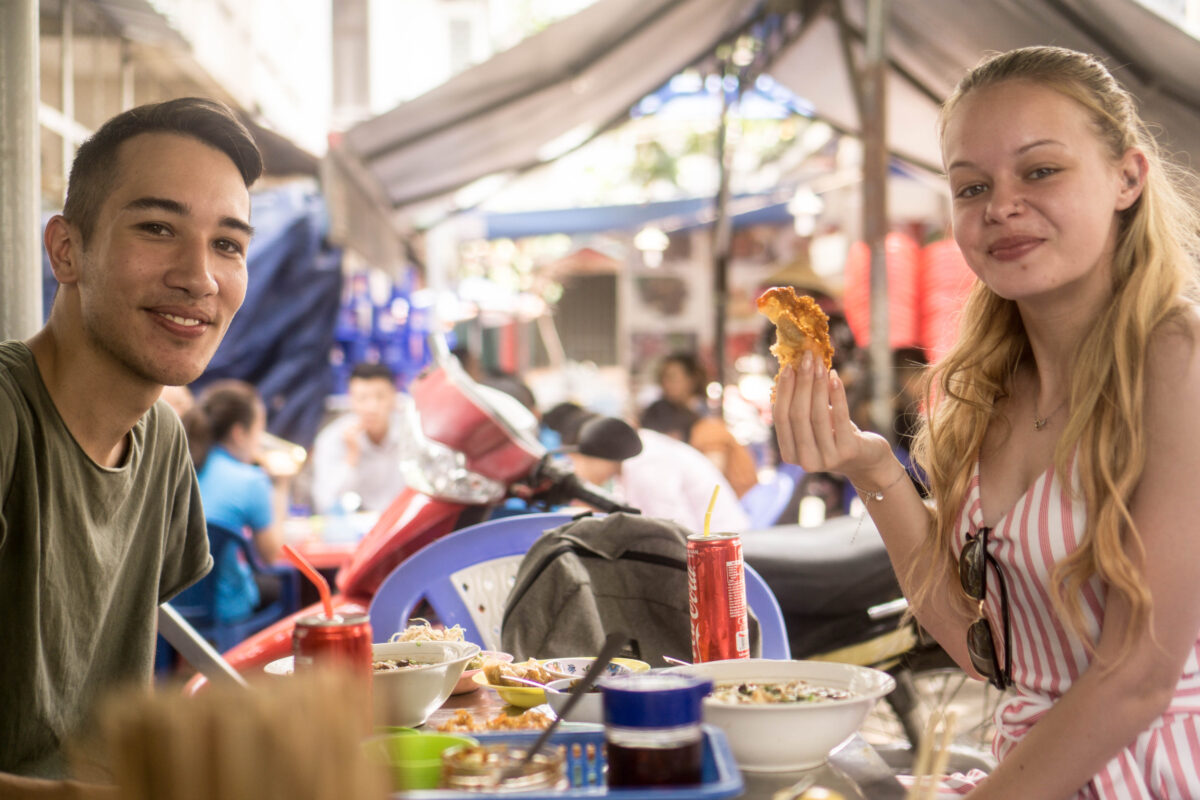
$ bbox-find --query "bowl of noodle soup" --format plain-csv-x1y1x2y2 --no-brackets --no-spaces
664,658,895,771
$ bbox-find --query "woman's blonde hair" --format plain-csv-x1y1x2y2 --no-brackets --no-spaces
910,46,1200,659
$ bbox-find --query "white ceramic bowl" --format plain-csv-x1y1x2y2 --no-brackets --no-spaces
264,640,480,728
665,659,896,772
543,677,604,724
372,640,480,727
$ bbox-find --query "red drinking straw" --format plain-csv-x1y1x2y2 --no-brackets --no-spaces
282,543,334,619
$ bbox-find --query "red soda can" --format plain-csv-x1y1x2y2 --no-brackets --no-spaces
292,612,373,677
687,532,750,662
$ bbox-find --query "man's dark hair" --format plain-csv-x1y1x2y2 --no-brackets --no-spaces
543,402,594,446
483,372,537,413
640,398,698,441
349,362,396,384
63,97,263,245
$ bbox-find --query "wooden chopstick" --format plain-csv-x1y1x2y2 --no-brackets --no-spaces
906,709,958,800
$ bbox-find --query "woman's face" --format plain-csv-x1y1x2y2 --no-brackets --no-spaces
941,80,1144,305
660,362,695,405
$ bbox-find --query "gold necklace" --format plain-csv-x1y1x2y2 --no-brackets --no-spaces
1033,398,1067,431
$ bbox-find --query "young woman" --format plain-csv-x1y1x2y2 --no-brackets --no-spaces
184,380,289,624
774,46,1200,797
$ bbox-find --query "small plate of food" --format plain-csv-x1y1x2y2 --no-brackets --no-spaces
538,656,651,680
452,651,514,695
473,659,562,708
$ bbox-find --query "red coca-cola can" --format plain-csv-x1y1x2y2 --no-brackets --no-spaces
292,612,373,677
687,532,750,662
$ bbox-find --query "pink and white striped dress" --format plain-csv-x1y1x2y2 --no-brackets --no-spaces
937,458,1200,798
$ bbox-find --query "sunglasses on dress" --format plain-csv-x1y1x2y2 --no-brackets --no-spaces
958,526,1013,690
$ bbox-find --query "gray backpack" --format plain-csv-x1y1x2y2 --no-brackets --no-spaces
500,512,760,666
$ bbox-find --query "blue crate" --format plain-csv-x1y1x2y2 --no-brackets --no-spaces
395,724,743,799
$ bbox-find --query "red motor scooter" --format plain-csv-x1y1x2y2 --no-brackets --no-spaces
199,343,634,682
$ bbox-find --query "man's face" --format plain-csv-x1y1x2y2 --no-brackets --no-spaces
348,376,397,439
567,452,619,486
63,132,252,387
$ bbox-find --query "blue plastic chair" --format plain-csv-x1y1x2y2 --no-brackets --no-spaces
161,522,300,657
370,512,577,650
744,562,791,659
369,512,791,658
740,469,800,529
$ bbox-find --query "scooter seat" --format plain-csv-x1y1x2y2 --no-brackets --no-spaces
742,515,902,623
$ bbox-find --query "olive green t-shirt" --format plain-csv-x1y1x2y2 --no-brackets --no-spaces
0,341,212,778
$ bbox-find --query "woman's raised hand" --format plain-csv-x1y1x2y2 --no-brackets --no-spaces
772,351,893,481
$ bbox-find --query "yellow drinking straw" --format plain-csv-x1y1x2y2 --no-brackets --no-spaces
703,484,720,536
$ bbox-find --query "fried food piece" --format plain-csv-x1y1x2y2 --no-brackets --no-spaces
436,708,480,732
434,708,552,733
756,287,834,400
482,658,556,687
484,709,551,731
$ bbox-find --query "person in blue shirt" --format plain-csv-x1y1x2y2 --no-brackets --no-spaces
183,380,289,623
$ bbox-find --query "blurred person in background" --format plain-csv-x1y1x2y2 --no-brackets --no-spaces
648,352,758,497
310,362,411,514
565,413,750,533
182,380,287,624
543,401,592,450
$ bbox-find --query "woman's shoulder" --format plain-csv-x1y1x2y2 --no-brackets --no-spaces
1144,304,1200,414
1147,304,1200,371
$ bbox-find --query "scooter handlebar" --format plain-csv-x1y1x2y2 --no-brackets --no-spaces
534,458,640,515
560,473,641,515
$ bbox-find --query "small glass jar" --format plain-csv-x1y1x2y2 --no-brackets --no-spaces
440,743,567,793
600,673,713,787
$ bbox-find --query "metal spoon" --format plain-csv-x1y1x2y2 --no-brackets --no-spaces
501,675,560,692
501,632,627,780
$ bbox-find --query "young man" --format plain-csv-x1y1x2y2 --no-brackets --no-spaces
310,362,411,514
0,98,262,785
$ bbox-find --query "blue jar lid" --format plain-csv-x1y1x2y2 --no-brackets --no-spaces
599,673,714,727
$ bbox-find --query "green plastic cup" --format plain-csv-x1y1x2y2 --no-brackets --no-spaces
365,731,479,791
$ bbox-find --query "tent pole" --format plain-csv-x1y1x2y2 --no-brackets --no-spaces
711,62,741,417
0,0,43,340
862,0,894,445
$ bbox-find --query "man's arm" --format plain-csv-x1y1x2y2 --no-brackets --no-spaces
0,773,116,799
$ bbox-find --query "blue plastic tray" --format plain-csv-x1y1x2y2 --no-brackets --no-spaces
395,724,743,799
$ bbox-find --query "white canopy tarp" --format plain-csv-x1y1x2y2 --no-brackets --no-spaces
336,0,1200,222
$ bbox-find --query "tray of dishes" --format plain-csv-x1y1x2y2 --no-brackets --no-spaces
393,725,743,799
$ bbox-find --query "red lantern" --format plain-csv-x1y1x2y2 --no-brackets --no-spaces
918,239,977,362
842,232,921,350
